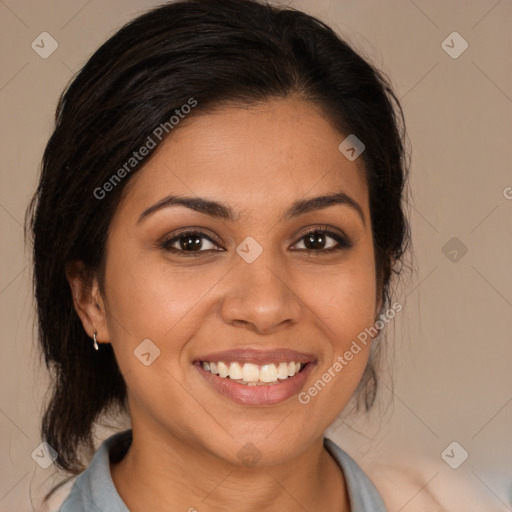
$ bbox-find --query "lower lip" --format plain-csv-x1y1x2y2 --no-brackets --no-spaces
195,362,315,406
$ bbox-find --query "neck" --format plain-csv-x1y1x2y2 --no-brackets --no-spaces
110,427,350,512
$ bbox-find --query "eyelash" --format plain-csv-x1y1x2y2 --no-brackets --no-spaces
158,226,353,257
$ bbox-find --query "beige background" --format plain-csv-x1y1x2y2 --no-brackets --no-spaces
1,0,511,510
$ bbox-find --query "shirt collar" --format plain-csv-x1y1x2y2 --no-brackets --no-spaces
63,430,386,512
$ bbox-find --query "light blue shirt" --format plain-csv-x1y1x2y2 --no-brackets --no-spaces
58,430,387,511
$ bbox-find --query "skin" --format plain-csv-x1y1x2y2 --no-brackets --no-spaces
67,97,382,512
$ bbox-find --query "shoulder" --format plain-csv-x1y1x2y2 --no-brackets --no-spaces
325,436,500,511
37,429,132,512
36,477,77,512
60,429,132,511
324,438,387,511
358,457,500,511
364,461,445,511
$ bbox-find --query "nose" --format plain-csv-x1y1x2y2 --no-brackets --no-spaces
219,248,303,335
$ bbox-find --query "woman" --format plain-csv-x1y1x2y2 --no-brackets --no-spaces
27,0,410,510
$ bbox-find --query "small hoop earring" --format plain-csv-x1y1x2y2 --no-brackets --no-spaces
93,329,99,350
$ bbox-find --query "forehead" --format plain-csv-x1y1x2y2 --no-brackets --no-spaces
117,97,369,221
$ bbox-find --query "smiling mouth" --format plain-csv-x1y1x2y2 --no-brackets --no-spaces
196,361,309,386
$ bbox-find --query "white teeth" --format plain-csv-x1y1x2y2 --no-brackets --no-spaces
201,360,305,384
217,361,229,378
229,362,243,380
277,362,289,379
260,364,277,383
242,363,260,382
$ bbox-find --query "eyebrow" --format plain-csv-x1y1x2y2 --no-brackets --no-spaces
137,191,365,226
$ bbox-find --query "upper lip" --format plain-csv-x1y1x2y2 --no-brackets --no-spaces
194,348,316,365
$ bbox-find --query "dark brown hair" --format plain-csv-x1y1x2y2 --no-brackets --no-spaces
25,0,410,483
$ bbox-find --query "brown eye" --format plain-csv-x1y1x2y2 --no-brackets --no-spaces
292,227,352,254
160,230,221,255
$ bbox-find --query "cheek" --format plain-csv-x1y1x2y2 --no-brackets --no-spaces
101,241,228,395
297,243,378,346
291,245,378,410
320,265,377,343
103,238,209,339
100,249,205,412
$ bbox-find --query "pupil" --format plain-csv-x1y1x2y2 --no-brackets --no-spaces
181,235,201,251
306,232,325,250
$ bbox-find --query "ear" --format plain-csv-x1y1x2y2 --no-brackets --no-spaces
65,260,111,346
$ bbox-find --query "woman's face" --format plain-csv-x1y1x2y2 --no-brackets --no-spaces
97,97,380,465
